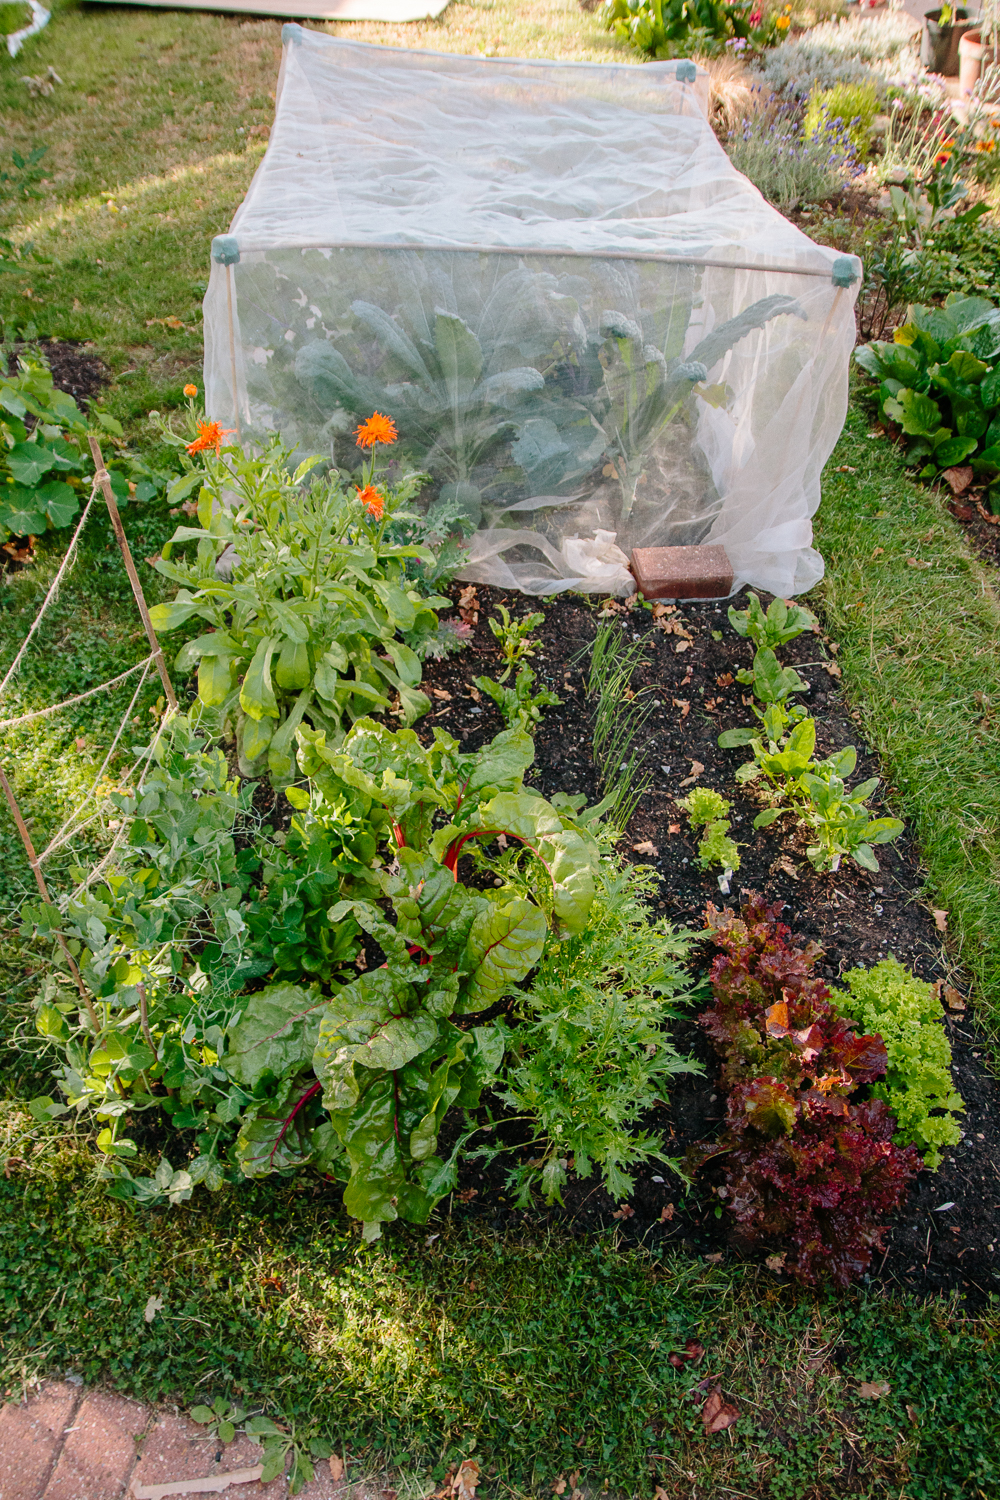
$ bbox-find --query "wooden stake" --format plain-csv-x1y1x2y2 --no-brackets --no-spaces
0,762,101,1035
87,436,178,713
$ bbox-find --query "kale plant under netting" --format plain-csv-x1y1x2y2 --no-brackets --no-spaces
203,28,860,598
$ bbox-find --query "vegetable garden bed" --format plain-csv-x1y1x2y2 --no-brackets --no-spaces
396,582,1000,1308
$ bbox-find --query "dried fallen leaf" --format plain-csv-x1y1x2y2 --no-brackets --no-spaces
703,1252,723,1264
660,1203,675,1222
431,688,452,701
871,546,884,558
679,760,705,787
674,639,691,653
552,1481,567,1497
825,661,842,678
932,909,948,933
458,584,479,624
673,698,691,718
906,557,933,569
143,1295,164,1324
74,737,87,752
701,1387,740,1433
941,464,974,495
329,1455,345,1482
612,1202,635,1220
715,673,734,687
765,1252,787,1273
857,1380,890,1400
145,315,186,329
704,697,717,711
834,465,857,473
652,602,676,619
632,840,659,857
468,686,482,703
668,823,681,834
770,854,798,880
943,985,965,1012
453,1459,480,1500
976,499,1000,526
906,1404,919,1425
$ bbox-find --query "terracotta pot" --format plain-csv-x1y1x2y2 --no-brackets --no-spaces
958,28,1000,95
922,9,975,75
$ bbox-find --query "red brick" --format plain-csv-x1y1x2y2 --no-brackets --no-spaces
630,544,733,601
0,1382,81,1500
42,1390,148,1500
129,1414,283,1496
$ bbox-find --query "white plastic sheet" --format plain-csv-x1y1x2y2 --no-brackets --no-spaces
204,28,860,598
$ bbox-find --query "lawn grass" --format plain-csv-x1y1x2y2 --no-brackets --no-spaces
814,391,1000,1031
1,1120,998,1499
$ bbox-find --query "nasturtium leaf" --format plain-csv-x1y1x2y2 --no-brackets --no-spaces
35,480,78,528
7,441,57,485
223,983,325,1089
0,493,46,534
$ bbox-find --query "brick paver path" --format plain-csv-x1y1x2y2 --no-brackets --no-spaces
0,1384,376,1500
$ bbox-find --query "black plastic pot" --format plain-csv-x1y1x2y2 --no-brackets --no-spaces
921,9,976,76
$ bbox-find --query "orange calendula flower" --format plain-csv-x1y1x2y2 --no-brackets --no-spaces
186,420,235,456
355,412,398,449
775,13,790,28
356,484,385,520
183,383,198,397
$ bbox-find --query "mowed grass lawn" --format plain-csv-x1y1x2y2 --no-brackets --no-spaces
2,7,1000,1497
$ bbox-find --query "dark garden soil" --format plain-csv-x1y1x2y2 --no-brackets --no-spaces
418,582,1000,1308
6,339,109,406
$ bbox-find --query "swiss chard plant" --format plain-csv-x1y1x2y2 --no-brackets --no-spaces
690,895,921,1287
149,427,454,779
291,715,602,1237
855,292,1000,490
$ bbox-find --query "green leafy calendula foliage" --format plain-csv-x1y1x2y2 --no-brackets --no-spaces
836,958,964,1169
148,438,453,779
856,292,1000,492
499,857,700,1205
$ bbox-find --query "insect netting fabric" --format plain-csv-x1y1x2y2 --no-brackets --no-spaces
203,27,860,597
